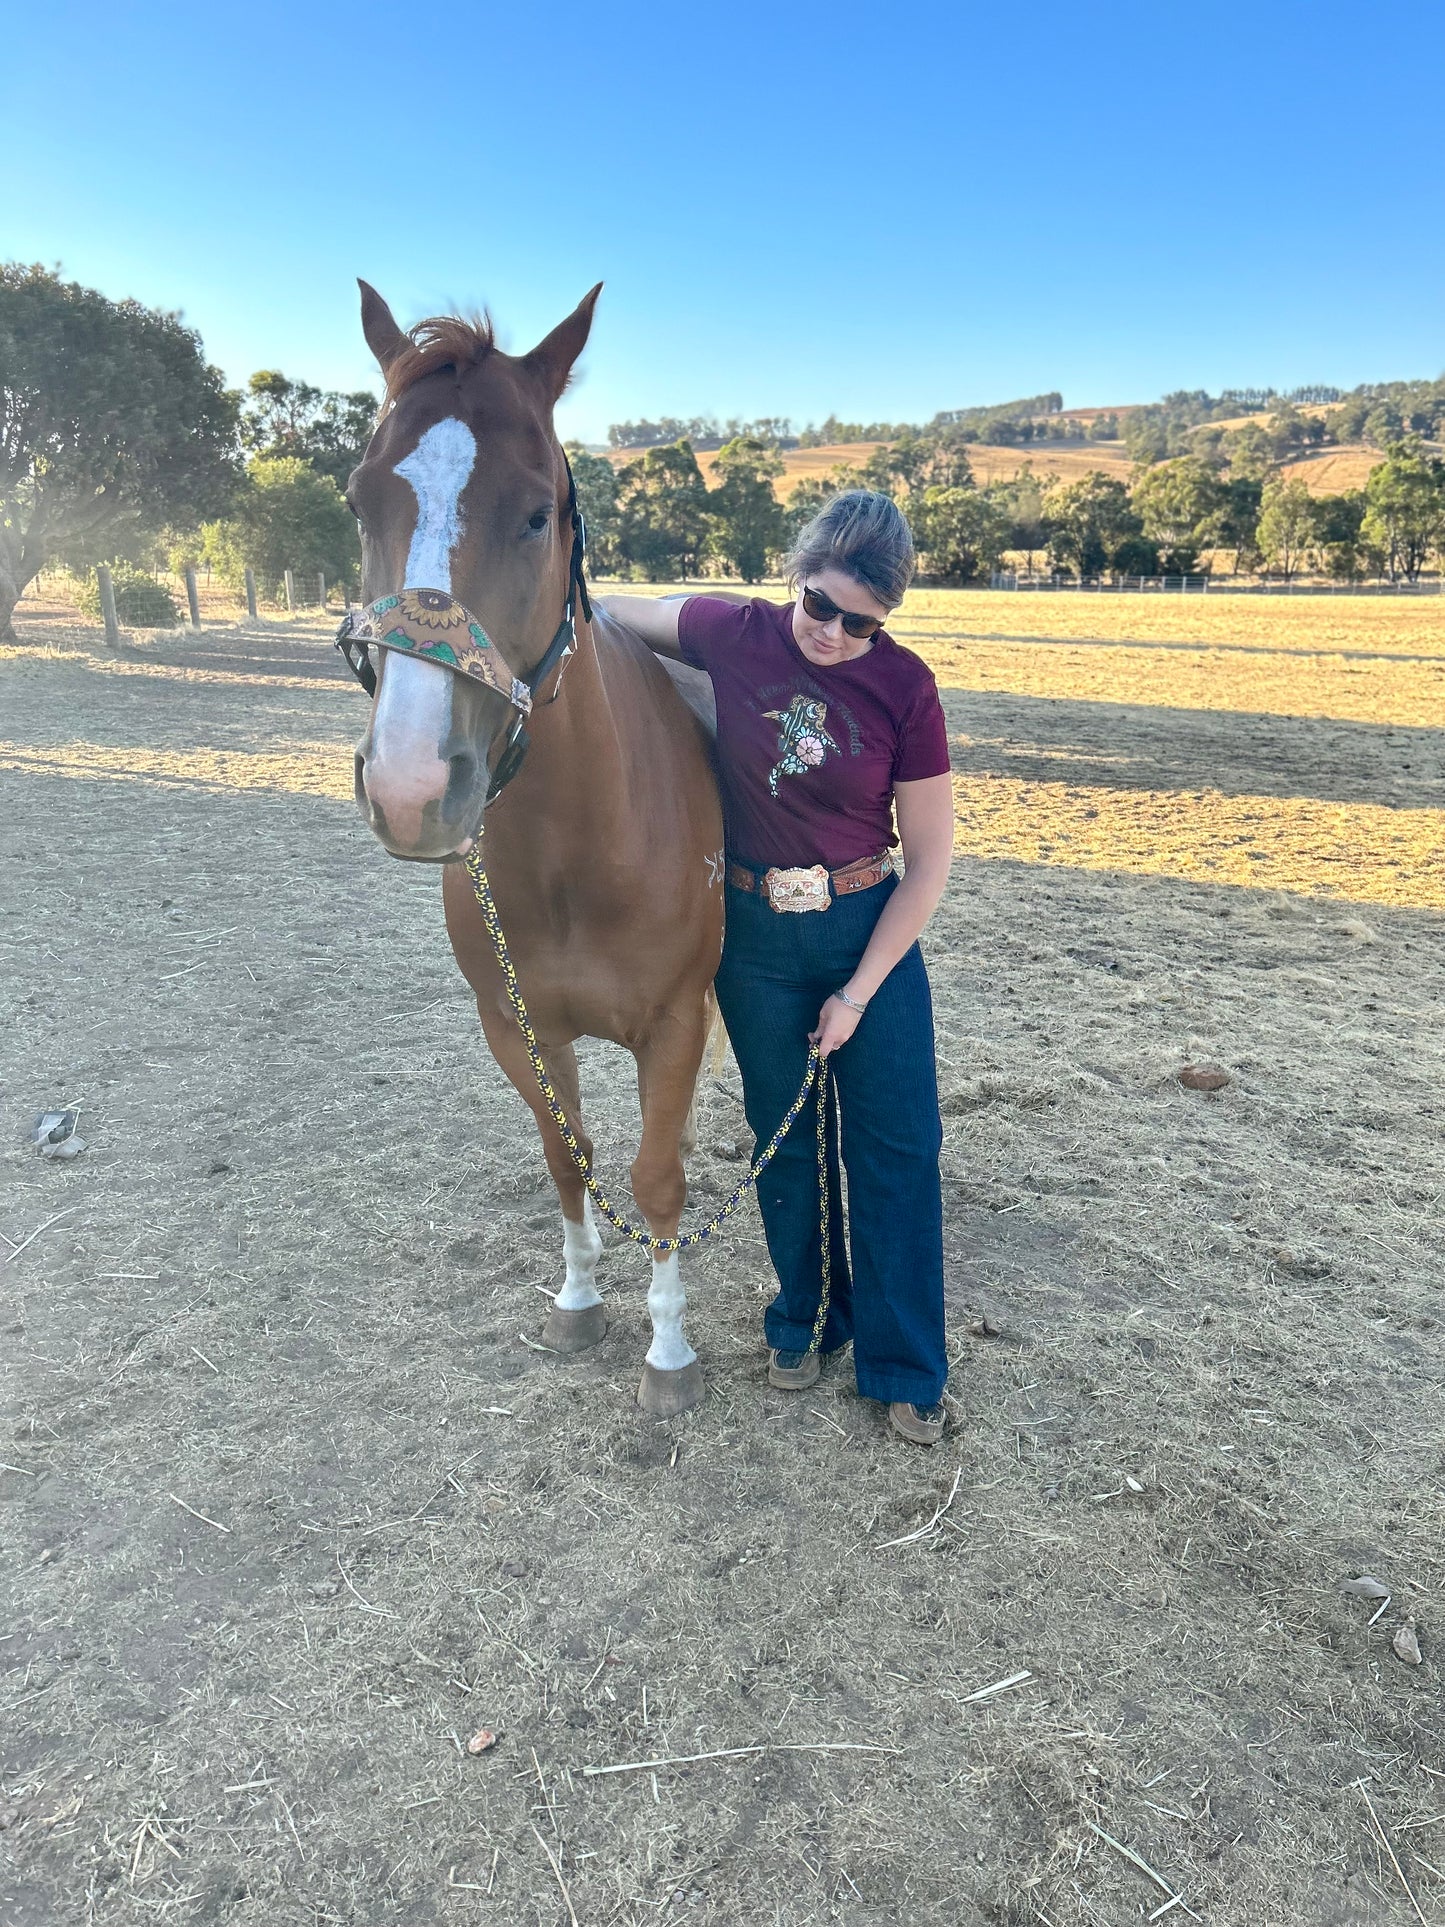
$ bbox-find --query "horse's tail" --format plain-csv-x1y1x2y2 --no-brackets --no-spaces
703,984,729,1077
681,987,729,1164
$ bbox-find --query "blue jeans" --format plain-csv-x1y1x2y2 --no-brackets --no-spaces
714,872,947,1406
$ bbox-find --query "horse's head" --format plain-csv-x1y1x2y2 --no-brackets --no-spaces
349,280,600,860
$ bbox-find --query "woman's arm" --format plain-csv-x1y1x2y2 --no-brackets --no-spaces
595,590,753,661
595,593,687,660
810,772,955,1057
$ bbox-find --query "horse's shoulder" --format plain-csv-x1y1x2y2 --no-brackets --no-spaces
592,608,716,742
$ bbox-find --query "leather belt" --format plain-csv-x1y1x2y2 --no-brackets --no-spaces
726,850,895,912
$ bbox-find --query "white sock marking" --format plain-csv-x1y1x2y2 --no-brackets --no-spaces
644,1252,696,1371
556,1196,604,1311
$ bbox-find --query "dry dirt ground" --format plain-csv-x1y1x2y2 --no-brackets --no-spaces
2,586,1443,1927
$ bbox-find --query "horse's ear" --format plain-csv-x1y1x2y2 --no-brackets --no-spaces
524,284,602,402
358,279,406,371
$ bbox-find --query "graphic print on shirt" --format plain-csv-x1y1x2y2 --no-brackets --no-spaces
761,694,840,797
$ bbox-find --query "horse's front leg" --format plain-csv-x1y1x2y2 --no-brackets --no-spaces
475,1013,608,1354
631,1006,710,1418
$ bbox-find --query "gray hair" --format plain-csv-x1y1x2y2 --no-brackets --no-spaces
783,489,916,609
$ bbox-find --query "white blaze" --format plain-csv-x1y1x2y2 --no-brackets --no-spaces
396,417,477,590
372,418,478,745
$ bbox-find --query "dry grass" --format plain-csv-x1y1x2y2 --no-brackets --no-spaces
896,590,1445,658
1279,447,1397,494
2,589,1443,1925
946,443,1133,490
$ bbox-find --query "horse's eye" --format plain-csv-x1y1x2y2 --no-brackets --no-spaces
526,510,549,534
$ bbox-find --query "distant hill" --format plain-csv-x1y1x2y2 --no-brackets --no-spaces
602,438,1139,494
604,433,1397,499
598,377,1445,497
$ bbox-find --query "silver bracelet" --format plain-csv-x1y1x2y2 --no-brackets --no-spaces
833,987,869,1013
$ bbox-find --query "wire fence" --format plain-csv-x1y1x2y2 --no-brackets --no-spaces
990,570,1445,596
20,560,1445,647
23,563,361,636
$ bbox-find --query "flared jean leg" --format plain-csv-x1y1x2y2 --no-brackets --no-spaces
715,947,854,1355
714,880,946,1399
828,942,946,1405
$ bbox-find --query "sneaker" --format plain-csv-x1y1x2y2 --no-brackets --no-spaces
888,1400,946,1446
768,1347,822,1391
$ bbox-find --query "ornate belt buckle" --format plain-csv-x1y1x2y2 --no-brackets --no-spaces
763,864,831,913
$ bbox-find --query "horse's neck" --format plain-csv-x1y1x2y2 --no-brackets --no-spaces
499,618,634,854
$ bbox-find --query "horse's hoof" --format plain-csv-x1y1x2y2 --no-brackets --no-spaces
542,1301,609,1354
637,1359,704,1418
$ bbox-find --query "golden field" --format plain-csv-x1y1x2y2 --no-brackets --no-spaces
7,583,1438,912
919,590,1444,909
894,587,1445,655
614,582,1445,911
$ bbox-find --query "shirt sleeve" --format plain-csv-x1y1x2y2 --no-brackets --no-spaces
676,595,752,672
893,676,952,782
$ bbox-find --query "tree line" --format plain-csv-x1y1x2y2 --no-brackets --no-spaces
1121,381,1445,466
607,415,794,450
3,260,1443,641
574,423,1445,587
609,386,1380,458
606,395,1114,453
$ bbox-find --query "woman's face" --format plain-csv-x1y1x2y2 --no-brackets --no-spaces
791,566,892,667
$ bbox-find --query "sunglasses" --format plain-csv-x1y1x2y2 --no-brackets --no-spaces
801,583,885,641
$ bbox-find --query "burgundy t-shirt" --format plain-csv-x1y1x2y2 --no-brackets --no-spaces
677,595,951,870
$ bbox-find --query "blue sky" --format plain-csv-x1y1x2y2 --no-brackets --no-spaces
11,0,1442,443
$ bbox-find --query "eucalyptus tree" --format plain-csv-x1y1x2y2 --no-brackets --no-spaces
0,263,239,639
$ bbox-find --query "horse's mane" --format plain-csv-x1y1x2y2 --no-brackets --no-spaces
383,313,497,406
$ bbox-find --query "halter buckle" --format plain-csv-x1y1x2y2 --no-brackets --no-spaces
486,715,530,806
334,611,377,696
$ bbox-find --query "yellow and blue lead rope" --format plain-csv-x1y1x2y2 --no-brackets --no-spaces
464,845,833,1357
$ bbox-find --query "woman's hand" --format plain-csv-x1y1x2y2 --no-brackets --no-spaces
810,994,864,1059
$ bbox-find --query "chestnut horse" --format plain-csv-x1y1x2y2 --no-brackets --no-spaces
348,282,723,1417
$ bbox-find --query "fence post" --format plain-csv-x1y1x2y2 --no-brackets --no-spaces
317,571,326,610
96,565,121,649
244,568,258,620
183,565,202,629
283,568,295,613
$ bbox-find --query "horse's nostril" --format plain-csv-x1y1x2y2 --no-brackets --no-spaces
446,746,480,807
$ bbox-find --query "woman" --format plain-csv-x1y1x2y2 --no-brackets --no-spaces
600,491,954,1446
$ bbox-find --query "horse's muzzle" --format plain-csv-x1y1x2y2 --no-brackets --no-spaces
354,733,486,861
